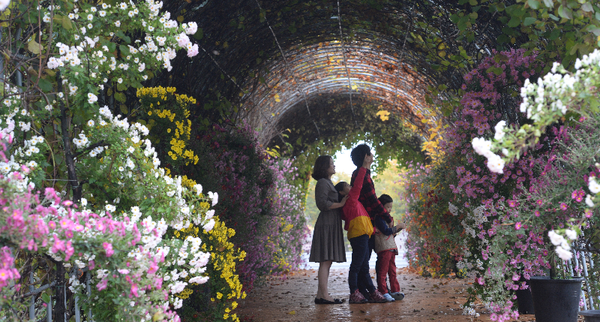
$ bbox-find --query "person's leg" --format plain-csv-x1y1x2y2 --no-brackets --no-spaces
358,236,375,297
348,235,369,293
317,260,333,301
376,251,392,294
388,253,401,294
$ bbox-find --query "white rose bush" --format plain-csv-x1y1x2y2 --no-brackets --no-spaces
0,0,230,320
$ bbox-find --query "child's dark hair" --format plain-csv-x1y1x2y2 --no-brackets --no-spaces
350,144,371,167
335,182,347,202
378,194,393,205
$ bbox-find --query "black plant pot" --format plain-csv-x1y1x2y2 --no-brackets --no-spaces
529,276,583,322
579,310,600,322
515,287,535,314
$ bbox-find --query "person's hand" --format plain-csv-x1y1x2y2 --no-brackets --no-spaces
341,194,350,205
395,222,406,230
362,154,373,169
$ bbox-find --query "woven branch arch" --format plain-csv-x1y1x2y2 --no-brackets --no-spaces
161,0,524,151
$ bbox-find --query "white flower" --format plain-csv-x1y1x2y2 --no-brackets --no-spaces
586,194,594,207
87,120,95,127
565,229,577,240
589,177,600,194
189,276,209,284
194,184,203,195
494,120,506,141
548,230,566,246
555,245,573,261
203,219,215,232
471,137,493,158
87,93,98,104
115,20,121,27
207,191,218,206
205,209,214,220
105,204,116,212
185,22,198,35
486,153,505,174
0,0,10,11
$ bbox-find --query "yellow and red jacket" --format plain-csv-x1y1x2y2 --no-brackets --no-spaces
341,167,374,239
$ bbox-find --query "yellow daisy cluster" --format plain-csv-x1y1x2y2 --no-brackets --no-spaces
205,217,246,322
136,86,199,166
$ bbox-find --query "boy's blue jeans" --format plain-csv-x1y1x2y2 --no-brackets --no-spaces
349,234,375,294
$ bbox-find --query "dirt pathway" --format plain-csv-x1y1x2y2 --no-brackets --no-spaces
237,268,537,322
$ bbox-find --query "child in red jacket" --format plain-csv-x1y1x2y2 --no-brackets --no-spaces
373,194,405,301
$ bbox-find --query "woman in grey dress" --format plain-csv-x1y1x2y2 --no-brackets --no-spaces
309,155,348,304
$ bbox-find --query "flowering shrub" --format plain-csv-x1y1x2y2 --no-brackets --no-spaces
477,49,600,250
188,123,308,290
0,128,216,321
136,87,200,168
0,0,233,320
402,49,566,321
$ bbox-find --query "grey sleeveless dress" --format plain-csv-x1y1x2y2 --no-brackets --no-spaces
309,178,347,263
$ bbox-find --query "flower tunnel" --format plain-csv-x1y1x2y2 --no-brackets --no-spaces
2,0,600,321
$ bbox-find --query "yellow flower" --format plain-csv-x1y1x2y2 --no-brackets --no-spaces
216,292,223,299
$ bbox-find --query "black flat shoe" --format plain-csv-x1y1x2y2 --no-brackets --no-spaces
315,298,341,304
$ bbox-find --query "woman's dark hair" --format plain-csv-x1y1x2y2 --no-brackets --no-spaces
378,194,393,206
312,155,332,180
351,144,371,167
335,182,347,202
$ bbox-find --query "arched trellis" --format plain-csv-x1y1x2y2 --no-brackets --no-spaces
161,0,523,150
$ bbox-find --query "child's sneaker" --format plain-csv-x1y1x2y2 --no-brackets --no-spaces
368,290,388,303
349,289,368,304
391,292,405,301
382,293,395,302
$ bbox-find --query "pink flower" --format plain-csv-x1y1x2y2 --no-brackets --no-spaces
186,44,198,58
130,284,139,297
96,278,108,291
102,242,114,257
534,210,540,217
560,203,568,210
515,222,522,230
51,236,65,254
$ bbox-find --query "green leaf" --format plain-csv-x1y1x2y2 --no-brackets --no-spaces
507,16,521,27
27,39,44,54
119,45,131,55
116,31,131,43
117,83,127,92
41,293,51,303
558,5,573,19
582,3,593,12
524,17,537,26
528,0,540,9
543,0,554,8
38,78,53,92
107,42,116,52
54,15,73,30
486,66,503,75
114,92,126,103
